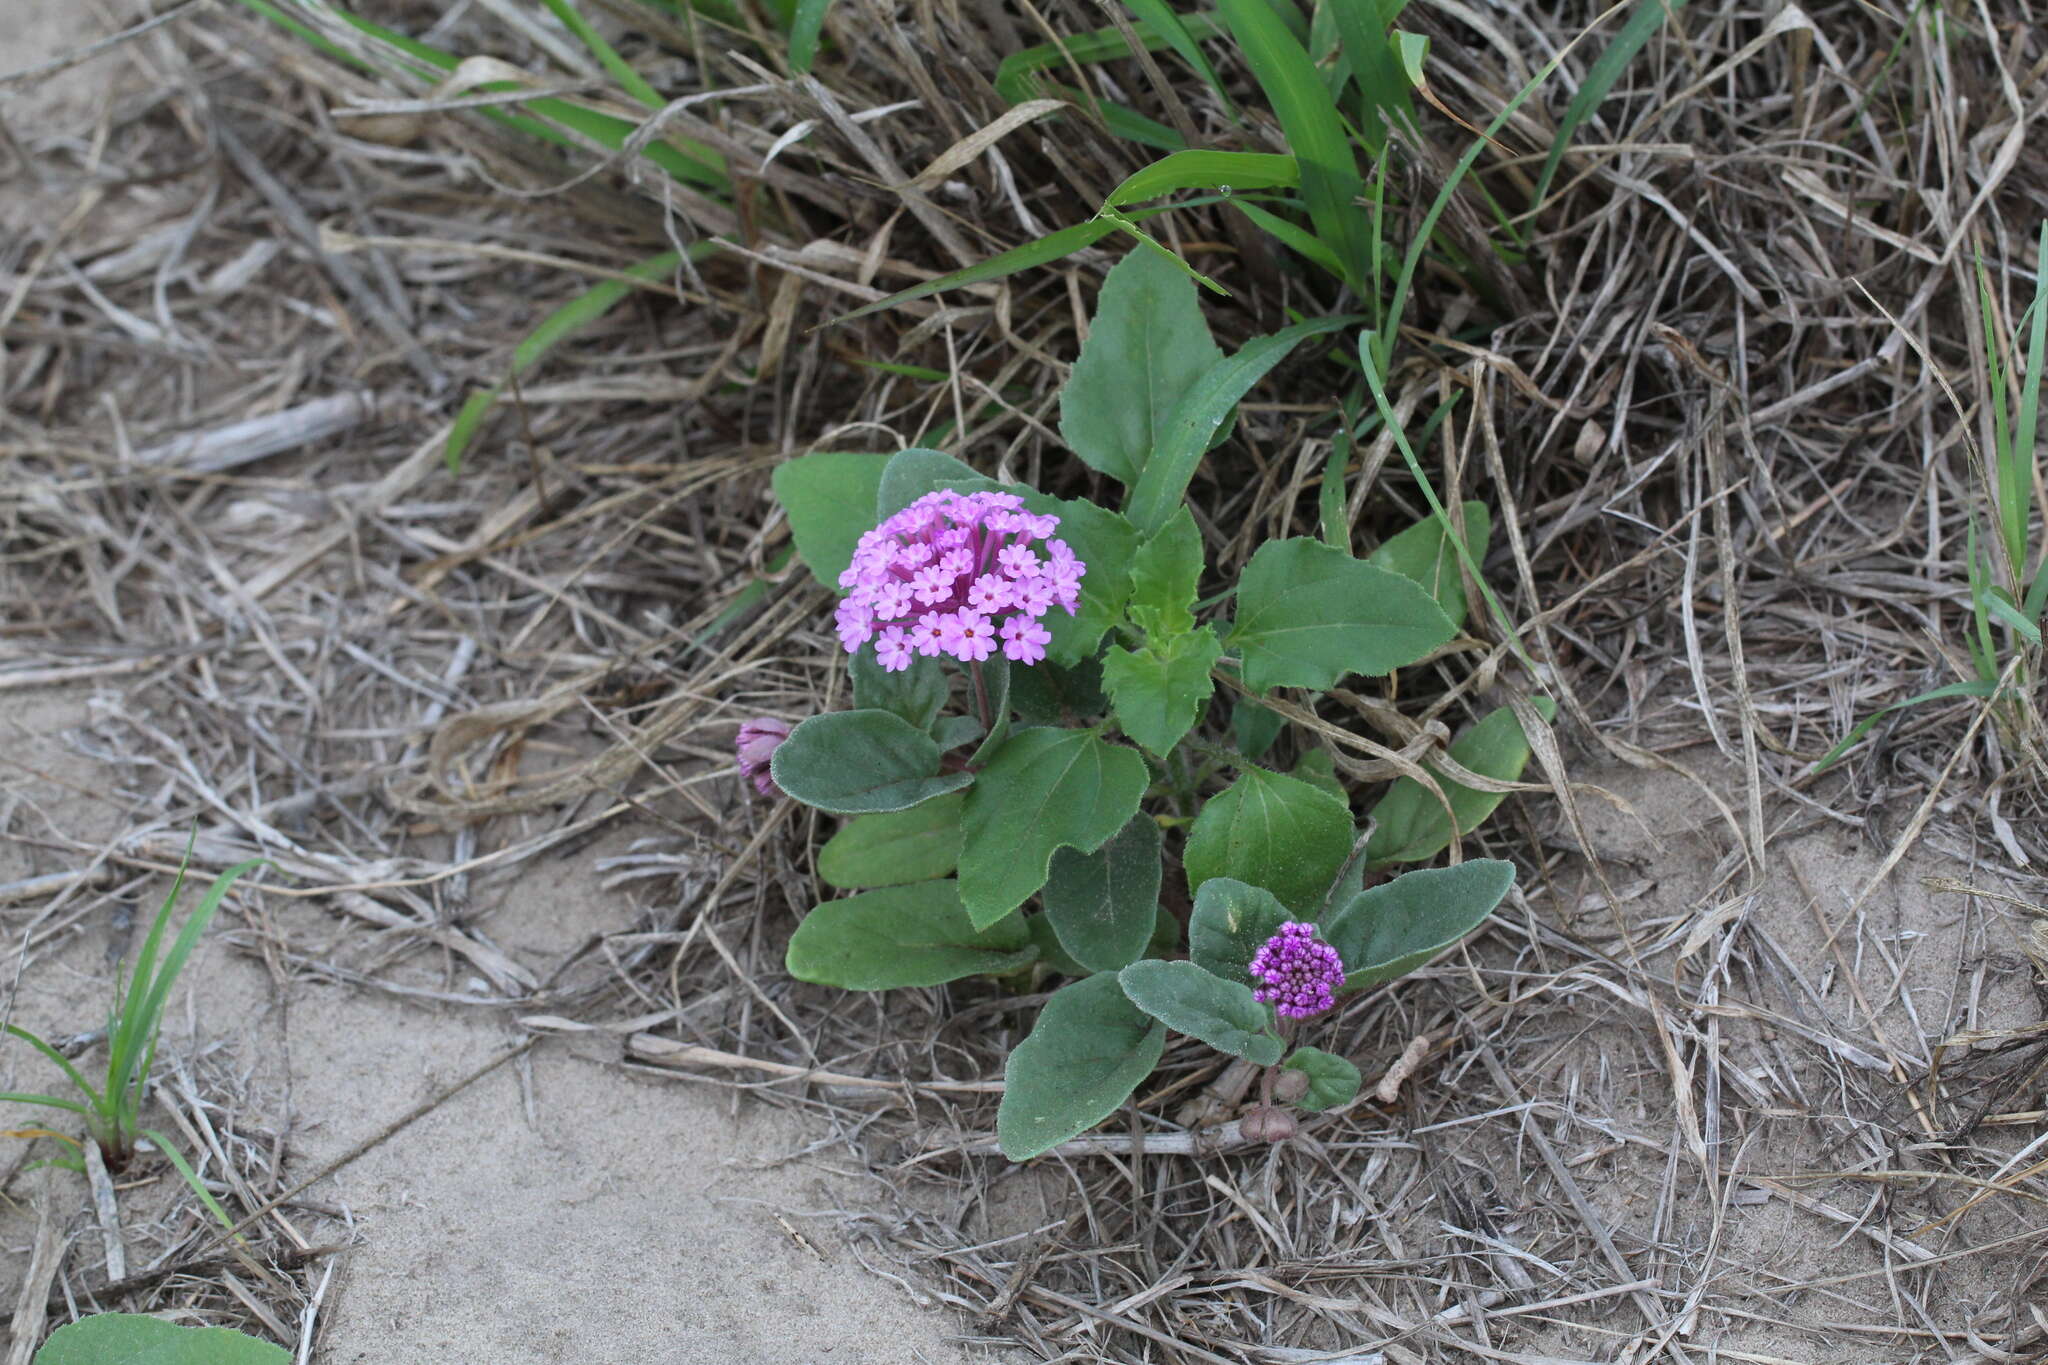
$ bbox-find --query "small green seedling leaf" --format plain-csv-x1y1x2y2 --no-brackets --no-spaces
816,794,964,889
785,881,1034,989
1281,1047,1360,1111
998,973,1165,1160
958,728,1148,928
1119,959,1283,1064
1322,858,1514,990
1188,877,1293,982
1366,500,1490,630
1102,627,1223,757
772,451,892,588
1231,538,1457,692
771,710,972,814
1184,765,1353,913
35,1313,288,1365
1365,698,1556,865
1128,506,1204,634
1043,814,1163,972
1061,249,1224,487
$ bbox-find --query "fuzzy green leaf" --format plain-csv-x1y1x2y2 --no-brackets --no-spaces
816,794,963,889
1321,859,1514,990
771,710,971,814
998,973,1165,1160
1184,766,1353,912
1365,501,1490,630
1061,250,1224,486
1230,537,1456,692
1118,959,1282,1063
1187,877,1293,982
1102,627,1222,757
850,647,949,732
1365,698,1555,865
785,881,1034,989
35,1314,288,1365
958,728,1148,929
1281,1046,1361,1111
1127,506,1204,635
1043,814,1162,972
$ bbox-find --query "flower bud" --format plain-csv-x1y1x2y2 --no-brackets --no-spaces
1271,1068,1311,1104
734,717,792,797
1239,1105,1297,1143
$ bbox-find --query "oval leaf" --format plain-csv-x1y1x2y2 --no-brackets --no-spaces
1364,698,1556,865
771,710,971,814
1321,859,1514,990
816,794,963,888
1118,959,1282,1064
1365,500,1491,630
785,881,1034,989
1184,765,1353,913
1230,537,1457,692
875,448,1003,518
1281,1046,1361,1112
851,646,949,732
1043,814,1163,972
771,451,892,588
1188,877,1292,982
998,973,1165,1160
959,728,1148,929
35,1315,288,1365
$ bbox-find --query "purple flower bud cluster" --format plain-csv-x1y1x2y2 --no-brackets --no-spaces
834,489,1084,671
1249,921,1345,1019
734,717,791,797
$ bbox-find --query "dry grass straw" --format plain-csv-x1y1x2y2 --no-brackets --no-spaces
3,0,2048,1357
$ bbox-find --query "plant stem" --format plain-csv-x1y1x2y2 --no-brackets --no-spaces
970,661,991,732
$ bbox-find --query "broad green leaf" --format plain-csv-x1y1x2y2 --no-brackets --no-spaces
1060,249,1223,486
1291,747,1344,801
785,881,1034,989
932,714,985,752
875,448,1002,518
771,710,972,814
1365,698,1555,865
772,451,892,588
1188,877,1293,982
817,794,963,888
1028,495,1140,665
1366,501,1491,630
1118,959,1282,1063
851,647,949,732
1128,506,1203,634
35,1314,287,1365
1184,765,1352,912
1218,0,1370,291
1025,911,1093,978
1102,627,1222,757
1321,858,1514,990
1230,537,1456,692
958,728,1147,929
1282,1046,1361,1111
966,654,1013,768
1102,150,1297,207
1231,697,1287,759
1011,655,1107,725
998,973,1165,1160
1124,315,1360,533
1043,814,1163,972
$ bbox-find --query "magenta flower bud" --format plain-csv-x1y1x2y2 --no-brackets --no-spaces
735,718,792,797
1248,921,1345,1019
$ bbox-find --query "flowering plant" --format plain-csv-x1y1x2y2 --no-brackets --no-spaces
757,249,1545,1159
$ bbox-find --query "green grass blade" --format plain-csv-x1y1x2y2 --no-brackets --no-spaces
446,247,711,471
1125,314,1360,532
139,1127,238,1232
539,0,662,107
1811,679,2007,775
829,219,1127,325
0,1088,93,1118
1118,0,1235,111
2006,220,2048,573
106,843,194,1089
1329,0,1416,152
1217,0,1369,294
1533,0,1682,211
1965,518,1999,679
2,1026,104,1110
994,13,1225,105
1227,199,1344,277
1977,248,2018,575
1985,590,2042,646
1104,150,1299,206
788,0,834,71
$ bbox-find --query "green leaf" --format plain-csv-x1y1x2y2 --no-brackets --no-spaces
1024,911,1093,978
832,218,1126,326
1366,501,1491,630
772,451,892,588
959,728,1148,929
1188,877,1292,982
998,973,1166,1160
1231,697,1287,759
851,647,949,732
788,0,834,70
1114,0,1235,110
1124,315,1360,533
932,714,985,752
1011,655,1108,725
1281,1047,1361,1111
771,710,972,814
1321,859,1514,990
1230,537,1456,692
785,881,1034,989
1533,0,1683,209
1043,815,1163,972
35,1314,288,1365
1102,627,1222,757
967,654,1014,767
875,448,1003,518
1060,249,1224,487
1330,0,1417,155
1291,747,1344,801
1118,959,1282,1063
1365,698,1555,865
817,794,964,889
1217,0,1370,291
1028,495,1140,665
1128,506,1204,634
1184,765,1353,913
1102,150,1297,207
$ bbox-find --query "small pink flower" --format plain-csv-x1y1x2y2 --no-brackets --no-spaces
966,574,1012,615
955,613,997,662
999,616,1050,665
874,626,913,672
910,611,945,656
873,579,915,621
835,598,875,651
997,543,1040,578
735,718,791,797
934,612,969,656
1016,575,1057,618
912,565,956,606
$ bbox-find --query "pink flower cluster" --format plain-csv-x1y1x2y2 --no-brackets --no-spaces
1249,921,1345,1019
835,490,1084,671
